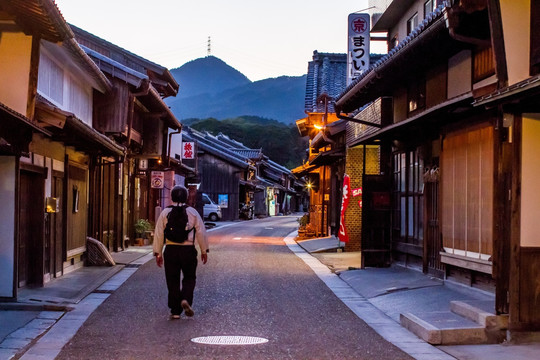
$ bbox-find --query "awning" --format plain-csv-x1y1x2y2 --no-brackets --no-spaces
348,92,474,147
36,96,124,156
62,116,125,157
291,163,320,177
309,148,345,166
0,101,51,154
473,75,540,107
240,179,265,191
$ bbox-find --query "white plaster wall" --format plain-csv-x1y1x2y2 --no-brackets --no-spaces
500,0,531,86
0,157,16,298
521,114,540,247
447,50,472,99
389,0,430,43
0,32,32,115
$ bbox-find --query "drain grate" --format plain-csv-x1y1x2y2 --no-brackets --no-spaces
191,336,268,345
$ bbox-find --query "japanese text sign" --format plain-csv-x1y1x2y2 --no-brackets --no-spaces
347,13,370,85
182,142,195,159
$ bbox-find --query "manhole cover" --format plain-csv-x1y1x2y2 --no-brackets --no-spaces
191,336,268,345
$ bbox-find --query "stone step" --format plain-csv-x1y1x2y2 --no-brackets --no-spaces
400,311,491,345
450,300,508,330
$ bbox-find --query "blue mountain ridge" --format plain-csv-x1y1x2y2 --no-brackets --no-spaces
165,56,307,124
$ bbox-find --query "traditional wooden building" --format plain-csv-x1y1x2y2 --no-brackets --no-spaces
71,26,190,247
293,52,352,239
182,127,300,220
182,128,257,221
0,0,124,298
335,0,540,336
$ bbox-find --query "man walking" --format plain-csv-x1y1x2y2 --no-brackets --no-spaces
154,185,209,319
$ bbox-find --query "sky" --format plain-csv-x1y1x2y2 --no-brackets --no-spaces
53,0,383,82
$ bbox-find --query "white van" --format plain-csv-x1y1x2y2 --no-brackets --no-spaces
202,193,222,221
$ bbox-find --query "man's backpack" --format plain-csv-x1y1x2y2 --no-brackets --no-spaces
164,205,193,243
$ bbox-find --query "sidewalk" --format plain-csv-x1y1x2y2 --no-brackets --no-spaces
0,245,153,360
295,235,540,360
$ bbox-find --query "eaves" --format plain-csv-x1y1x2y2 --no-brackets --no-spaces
348,92,473,147
336,6,455,113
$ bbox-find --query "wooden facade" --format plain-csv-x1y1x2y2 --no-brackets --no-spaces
0,0,188,300
335,0,540,334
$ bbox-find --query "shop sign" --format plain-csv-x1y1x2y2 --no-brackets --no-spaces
339,174,351,243
347,13,370,85
151,171,164,189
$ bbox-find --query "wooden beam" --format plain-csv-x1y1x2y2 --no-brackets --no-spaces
486,0,508,88
26,35,40,120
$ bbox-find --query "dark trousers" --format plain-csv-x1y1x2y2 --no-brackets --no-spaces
163,245,198,315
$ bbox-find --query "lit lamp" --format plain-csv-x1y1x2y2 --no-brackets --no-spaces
46,197,58,213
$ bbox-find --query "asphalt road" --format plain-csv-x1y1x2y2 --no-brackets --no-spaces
56,216,412,360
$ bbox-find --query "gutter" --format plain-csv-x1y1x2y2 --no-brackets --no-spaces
336,111,382,128
167,129,182,167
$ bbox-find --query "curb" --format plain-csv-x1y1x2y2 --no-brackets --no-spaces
283,230,456,360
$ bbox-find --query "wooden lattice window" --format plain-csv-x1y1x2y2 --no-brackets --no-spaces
441,124,493,260
473,46,495,83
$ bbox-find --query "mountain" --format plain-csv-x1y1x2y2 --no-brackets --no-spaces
166,56,306,124
170,56,250,98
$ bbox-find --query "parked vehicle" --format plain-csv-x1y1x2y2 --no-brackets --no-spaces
239,202,254,220
202,193,222,221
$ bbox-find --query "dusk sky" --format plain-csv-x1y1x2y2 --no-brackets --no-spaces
54,0,383,81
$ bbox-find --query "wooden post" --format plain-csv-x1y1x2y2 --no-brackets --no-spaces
26,36,40,120
509,113,522,328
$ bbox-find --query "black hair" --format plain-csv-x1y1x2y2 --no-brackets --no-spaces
171,185,188,203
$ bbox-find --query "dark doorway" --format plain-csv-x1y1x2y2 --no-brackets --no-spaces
18,169,45,287
362,174,391,267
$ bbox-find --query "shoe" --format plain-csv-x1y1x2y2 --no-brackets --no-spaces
181,300,194,317
170,314,180,320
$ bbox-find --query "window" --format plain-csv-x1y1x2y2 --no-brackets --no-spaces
424,0,436,19
441,124,493,260
38,53,64,105
407,13,419,35
408,78,426,114
69,77,92,125
473,46,495,82
392,149,424,245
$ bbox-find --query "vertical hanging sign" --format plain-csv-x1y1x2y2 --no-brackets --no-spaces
151,171,164,189
182,142,195,159
338,174,351,243
347,13,370,86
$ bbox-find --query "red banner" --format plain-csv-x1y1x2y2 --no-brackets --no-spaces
338,174,350,243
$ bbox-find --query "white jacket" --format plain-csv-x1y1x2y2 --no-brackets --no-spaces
153,204,209,255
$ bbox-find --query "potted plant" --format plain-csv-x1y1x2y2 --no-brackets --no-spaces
134,219,152,246
297,214,309,238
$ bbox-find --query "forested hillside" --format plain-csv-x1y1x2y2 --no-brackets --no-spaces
185,116,308,169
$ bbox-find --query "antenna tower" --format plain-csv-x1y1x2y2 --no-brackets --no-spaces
207,36,211,56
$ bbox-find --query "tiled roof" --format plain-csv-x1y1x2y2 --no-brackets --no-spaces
0,0,72,43
336,4,448,108
304,51,347,113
